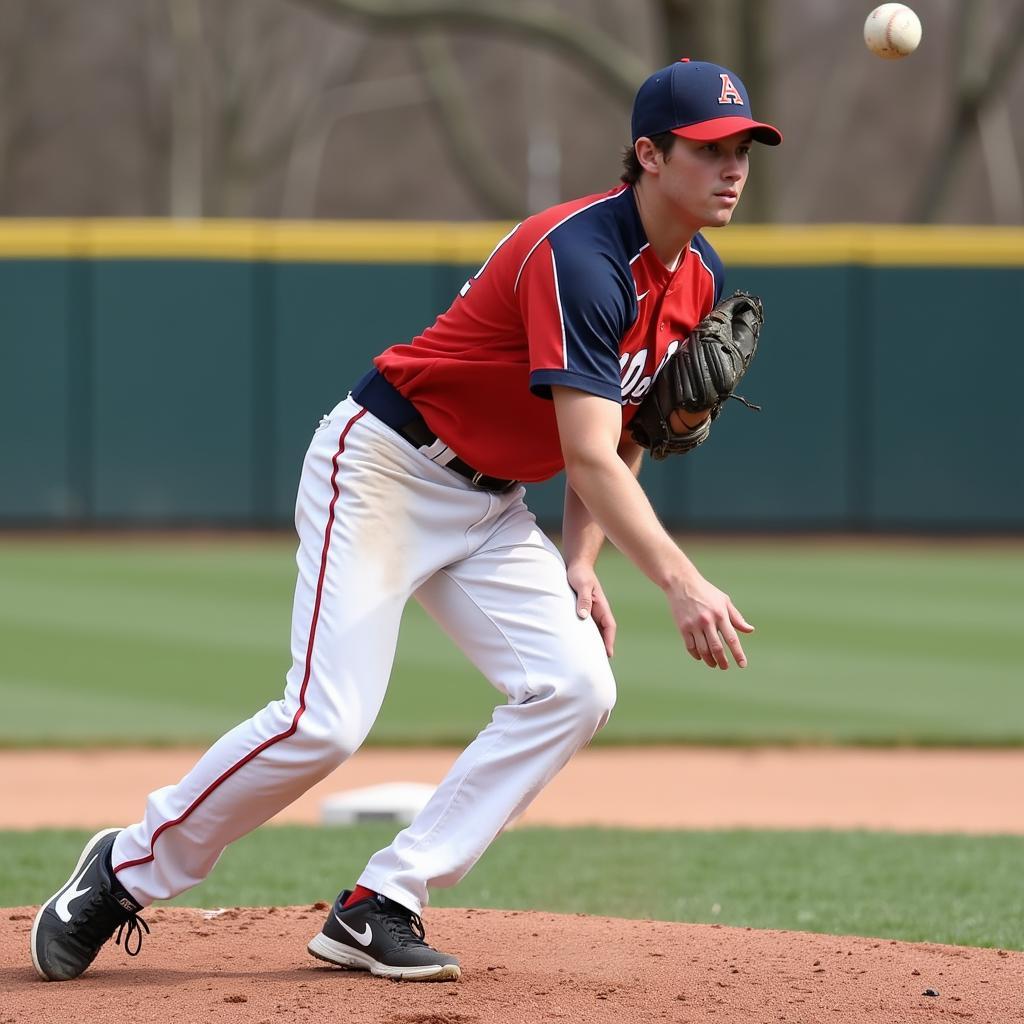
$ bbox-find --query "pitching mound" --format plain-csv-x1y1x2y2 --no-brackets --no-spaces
5,905,1021,1023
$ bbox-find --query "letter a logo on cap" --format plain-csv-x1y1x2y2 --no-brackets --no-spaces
718,74,744,105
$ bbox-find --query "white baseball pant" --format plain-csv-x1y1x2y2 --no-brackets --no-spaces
111,395,616,914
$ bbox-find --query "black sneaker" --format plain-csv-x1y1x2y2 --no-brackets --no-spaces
31,827,150,981
307,890,461,981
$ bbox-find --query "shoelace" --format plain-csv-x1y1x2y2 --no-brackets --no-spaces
115,911,150,957
377,901,431,949
69,890,150,958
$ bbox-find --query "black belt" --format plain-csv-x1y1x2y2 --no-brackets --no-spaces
351,369,519,495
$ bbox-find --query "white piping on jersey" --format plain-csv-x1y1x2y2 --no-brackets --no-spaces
513,188,629,293
628,242,650,265
630,243,650,305
689,240,716,290
476,223,521,281
549,247,569,370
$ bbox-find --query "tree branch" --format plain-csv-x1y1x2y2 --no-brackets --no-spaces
735,0,771,222
912,3,1024,221
289,0,646,102
167,0,205,218
650,0,709,63
280,70,428,217
414,31,523,218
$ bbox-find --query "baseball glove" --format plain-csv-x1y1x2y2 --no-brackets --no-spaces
630,291,764,459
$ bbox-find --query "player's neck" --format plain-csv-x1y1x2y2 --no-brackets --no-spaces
632,178,695,272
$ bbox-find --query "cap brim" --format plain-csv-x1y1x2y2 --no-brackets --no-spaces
671,117,782,146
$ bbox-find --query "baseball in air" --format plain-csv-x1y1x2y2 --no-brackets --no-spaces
864,4,922,58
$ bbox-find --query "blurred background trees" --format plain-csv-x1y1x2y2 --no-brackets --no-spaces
0,0,1021,223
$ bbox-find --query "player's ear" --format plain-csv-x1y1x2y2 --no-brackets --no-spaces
634,137,661,175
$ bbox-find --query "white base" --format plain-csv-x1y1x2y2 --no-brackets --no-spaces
320,782,436,826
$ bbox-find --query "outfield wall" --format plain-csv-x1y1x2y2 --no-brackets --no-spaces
2,220,1022,530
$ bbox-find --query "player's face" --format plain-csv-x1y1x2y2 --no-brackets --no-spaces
657,132,752,230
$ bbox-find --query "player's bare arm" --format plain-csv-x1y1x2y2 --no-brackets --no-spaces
563,486,616,658
553,386,753,670
561,437,642,658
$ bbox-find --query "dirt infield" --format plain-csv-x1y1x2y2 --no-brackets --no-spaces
2,745,1022,833
5,905,1022,1024
6,746,1022,1022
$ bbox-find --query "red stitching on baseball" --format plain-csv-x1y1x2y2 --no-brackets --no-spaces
885,10,899,48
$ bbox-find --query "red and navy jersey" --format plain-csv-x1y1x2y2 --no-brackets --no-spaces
375,184,725,483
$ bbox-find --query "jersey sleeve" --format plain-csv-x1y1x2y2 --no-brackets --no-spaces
516,237,634,403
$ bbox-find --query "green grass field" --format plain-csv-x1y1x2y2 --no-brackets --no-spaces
6,826,1022,950
1,536,1020,746
4,536,1021,951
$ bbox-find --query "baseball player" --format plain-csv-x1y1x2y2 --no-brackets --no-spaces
32,59,780,983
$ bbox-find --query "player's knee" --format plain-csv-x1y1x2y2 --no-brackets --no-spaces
556,663,617,732
293,712,362,769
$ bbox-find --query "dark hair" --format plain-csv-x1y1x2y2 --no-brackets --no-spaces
620,131,677,185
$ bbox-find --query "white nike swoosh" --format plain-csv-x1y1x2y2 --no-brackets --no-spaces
636,290,650,302
55,854,99,923
334,912,373,947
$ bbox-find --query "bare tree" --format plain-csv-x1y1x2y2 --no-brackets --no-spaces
141,0,394,218
280,63,430,218
913,1,1024,221
651,0,712,60
288,0,777,219
167,0,205,217
2,0,1020,224
204,2,312,217
290,0,647,99
0,1,53,213
413,31,523,217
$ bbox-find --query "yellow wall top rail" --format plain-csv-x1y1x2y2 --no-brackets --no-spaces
0,219,1022,266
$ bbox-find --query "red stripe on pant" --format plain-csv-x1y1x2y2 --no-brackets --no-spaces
114,407,369,874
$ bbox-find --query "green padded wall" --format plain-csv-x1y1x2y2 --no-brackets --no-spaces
1,224,1022,531
868,268,1024,528
269,263,446,522
658,267,854,529
90,261,256,522
0,261,78,520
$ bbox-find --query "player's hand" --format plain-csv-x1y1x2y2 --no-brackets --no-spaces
666,573,754,669
566,563,617,658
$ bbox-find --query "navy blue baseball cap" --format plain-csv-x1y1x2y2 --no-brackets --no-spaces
631,59,782,146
